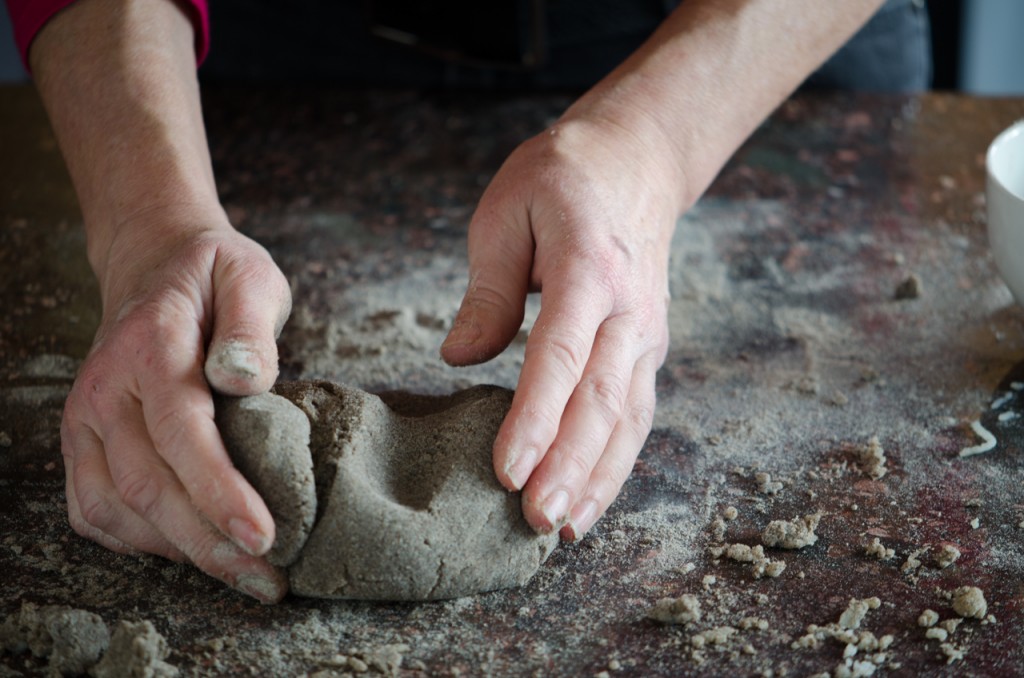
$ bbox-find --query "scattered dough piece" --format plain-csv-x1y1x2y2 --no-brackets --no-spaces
0,603,110,677
762,513,822,549
894,274,922,300
90,621,178,678
925,628,948,641
901,547,930,574
939,618,962,635
691,626,737,649
838,598,881,630
722,544,786,579
648,595,702,626
739,617,769,631
856,437,888,479
755,472,783,495
864,538,895,561
917,609,939,627
934,544,961,569
710,517,727,542
723,506,739,521
958,420,996,457
951,586,987,619
940,643,965,664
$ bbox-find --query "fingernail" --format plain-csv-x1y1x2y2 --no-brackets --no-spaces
442,319,482,350
229,517,271,556
565,500,599,541
505,447,538,490
236,573,284,604
208,340,260,381
541,490,570,531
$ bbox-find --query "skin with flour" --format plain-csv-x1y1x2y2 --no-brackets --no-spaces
29,0,886,600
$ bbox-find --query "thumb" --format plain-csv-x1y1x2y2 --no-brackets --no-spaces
442,198,534,367
205,246,292,395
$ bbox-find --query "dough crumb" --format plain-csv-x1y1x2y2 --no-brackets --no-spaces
835,658,878,677
934,544,961,569
755,472,783,495
951,586,987,619
691,626,737,649
940,643,965,664
864,538,895,561
856,437,888,479
0,602,110,677
762,513,821,549
959,420,996,457
901,546,930,574
722,543,786,579
647,595,702,626
939,618,962,635
710,517,727,542
894,274,922,300
722,506,739,521
969,517,980,529
90,620,178,678
925,627,947,641
739,617,769,631
838,598,881,630
917,609,939,627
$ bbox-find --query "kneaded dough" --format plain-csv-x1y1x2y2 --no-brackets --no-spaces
217,381,557,601
215,392,315,568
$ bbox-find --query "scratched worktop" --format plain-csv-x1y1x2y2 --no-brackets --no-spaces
3,86,1024,676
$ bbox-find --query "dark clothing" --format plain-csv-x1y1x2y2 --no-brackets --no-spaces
200,0,931,93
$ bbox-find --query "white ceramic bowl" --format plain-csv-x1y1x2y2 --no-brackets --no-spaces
988,119,1024,305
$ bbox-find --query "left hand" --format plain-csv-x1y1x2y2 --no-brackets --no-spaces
441,113,682,540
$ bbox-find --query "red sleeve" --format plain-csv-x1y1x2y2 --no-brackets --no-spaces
4,0,210,72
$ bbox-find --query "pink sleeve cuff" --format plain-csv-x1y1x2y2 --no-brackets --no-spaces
4,0,210,72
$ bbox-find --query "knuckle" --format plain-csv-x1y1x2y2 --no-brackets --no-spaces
76,364,118,417
76,486,115,531
466,279,517,316
627,399,656,438
185,532,234,576
580,373,628,425
116,467,164,520
553,443,595,486
540,330,589,381
148,402,205,456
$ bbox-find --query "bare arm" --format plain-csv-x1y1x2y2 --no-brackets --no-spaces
32,0,291,602
442,0,886,538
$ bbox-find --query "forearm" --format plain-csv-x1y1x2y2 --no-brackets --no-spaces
563,0,886,213
30,0,222,289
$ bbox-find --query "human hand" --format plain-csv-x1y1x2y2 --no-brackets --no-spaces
61,209,292,602
441,113,682,540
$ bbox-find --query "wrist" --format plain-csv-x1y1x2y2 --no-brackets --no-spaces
90,201,232,308
556,95,693,218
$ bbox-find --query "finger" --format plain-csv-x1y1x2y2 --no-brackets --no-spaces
441,193,533,366
493,262,615,494
559,354,658,541
102,401,287,602
132,332,276,557
518,313,641,531
62,418,184,560
204,244,292,395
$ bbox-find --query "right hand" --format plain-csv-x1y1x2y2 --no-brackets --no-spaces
60,209,293,602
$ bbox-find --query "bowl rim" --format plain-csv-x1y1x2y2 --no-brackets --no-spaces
987,119,1024,202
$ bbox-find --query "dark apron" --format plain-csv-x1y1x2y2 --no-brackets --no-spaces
200,0,930,92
